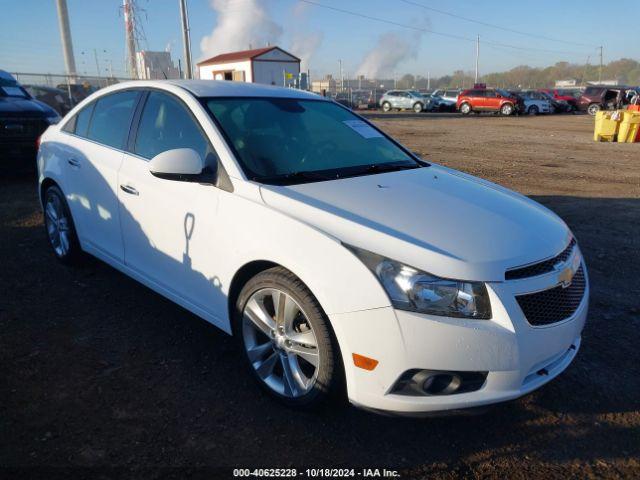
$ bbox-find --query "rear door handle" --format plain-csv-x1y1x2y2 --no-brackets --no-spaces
67,158,80,168
120,184,139,196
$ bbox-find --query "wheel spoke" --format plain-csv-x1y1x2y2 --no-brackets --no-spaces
255,351,278,380
282,296,300,328
288,341,319,368
281,354,305,396
244,298,275,337
272,290,285,326
45,202,57,222
59,231,70,254
246,341,272,363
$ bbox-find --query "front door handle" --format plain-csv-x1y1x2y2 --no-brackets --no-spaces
120,184,139,196
67,158,80,168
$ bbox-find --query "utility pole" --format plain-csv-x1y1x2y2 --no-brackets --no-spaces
93,49,102,78
55,0,77,80
427,71,430,90
475,35,480,84
598,46,603,84
339,59,343,92
179,0,193,79
123,0,138,79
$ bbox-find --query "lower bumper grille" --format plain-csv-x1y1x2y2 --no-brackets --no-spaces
516,265,586,326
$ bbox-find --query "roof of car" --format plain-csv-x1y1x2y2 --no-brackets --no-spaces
168,80,319,99
100,79,322,100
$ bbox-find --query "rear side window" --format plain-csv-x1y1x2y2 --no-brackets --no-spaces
134,91,210,162
62,102,95,136
75,102,95,137
87,91,139,149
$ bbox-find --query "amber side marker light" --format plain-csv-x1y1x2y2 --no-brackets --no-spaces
352,353,379,371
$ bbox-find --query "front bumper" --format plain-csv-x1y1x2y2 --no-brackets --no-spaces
330,265,588,415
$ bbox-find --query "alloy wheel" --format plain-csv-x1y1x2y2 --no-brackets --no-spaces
501,104,514,115
45,193,71,258
588,104,600,116
242,288,320,398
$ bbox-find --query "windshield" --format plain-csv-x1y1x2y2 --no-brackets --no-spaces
496,89,512,97
204,97,422,184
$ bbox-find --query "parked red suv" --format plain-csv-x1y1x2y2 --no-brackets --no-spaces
457,88,523,115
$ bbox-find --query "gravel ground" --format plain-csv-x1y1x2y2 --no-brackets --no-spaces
1,113,639,479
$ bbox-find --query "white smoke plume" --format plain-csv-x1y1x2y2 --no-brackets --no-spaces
356,18,430,78
290,32,323,71
356,33,416,78
199,0,283,60
289,2,323,71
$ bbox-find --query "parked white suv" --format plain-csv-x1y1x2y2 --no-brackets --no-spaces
37,81,588,415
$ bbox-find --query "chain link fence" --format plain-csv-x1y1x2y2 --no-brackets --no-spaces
11,72,133,111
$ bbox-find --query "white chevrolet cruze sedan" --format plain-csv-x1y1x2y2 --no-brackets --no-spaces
37,80,588,415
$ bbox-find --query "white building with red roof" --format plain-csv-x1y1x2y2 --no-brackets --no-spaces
196,46,301,86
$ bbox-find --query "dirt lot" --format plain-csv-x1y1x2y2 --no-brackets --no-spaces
1,113,639,479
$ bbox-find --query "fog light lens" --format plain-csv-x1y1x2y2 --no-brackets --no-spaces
391,369,487,396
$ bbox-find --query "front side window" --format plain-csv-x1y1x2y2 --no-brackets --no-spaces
134,91,211,163
205,97,420,184
87,90,139,149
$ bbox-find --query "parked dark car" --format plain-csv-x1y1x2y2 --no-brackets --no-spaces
577,86,628,115
56,82,96,105
23,84,72,115
0,70,61,172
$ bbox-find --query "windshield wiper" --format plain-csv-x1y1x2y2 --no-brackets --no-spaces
255,170,335,185
336,162,422,180
363,163,421,174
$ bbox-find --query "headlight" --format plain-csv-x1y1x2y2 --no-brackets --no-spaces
347,245,491,319
45,114,61,125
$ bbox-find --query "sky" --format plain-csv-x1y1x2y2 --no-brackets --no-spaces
1,0,639,80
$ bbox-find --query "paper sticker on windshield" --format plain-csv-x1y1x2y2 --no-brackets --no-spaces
343,120,383,139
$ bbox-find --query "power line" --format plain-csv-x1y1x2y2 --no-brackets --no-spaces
398,0,599,49
298,0,592,56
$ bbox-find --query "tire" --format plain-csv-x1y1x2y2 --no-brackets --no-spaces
43,184,82,265
587,103,600,116
500,103,514,116
234,267,341,408
459,102,472,115
381,102,391,112
413,102,423,113
528,105,539,116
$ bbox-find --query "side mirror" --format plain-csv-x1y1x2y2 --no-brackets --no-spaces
149,148,205,181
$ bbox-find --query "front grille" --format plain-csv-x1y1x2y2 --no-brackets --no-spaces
506,238,576,280
516,265,586,326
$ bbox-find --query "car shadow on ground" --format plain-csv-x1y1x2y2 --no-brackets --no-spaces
1,180,638,474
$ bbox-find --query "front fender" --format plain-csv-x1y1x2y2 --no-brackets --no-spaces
216,189,392,325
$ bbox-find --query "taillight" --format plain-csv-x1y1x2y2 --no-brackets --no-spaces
36,135,42,150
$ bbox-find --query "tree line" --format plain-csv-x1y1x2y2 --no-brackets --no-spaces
394,58,640,90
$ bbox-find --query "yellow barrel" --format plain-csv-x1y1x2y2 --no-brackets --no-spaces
617,111,640,143
594,111,622,142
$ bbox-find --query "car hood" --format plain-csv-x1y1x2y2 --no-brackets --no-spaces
259,165,571,282
0,96,56,117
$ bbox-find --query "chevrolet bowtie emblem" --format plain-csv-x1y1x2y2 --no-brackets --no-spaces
555,250,581,288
